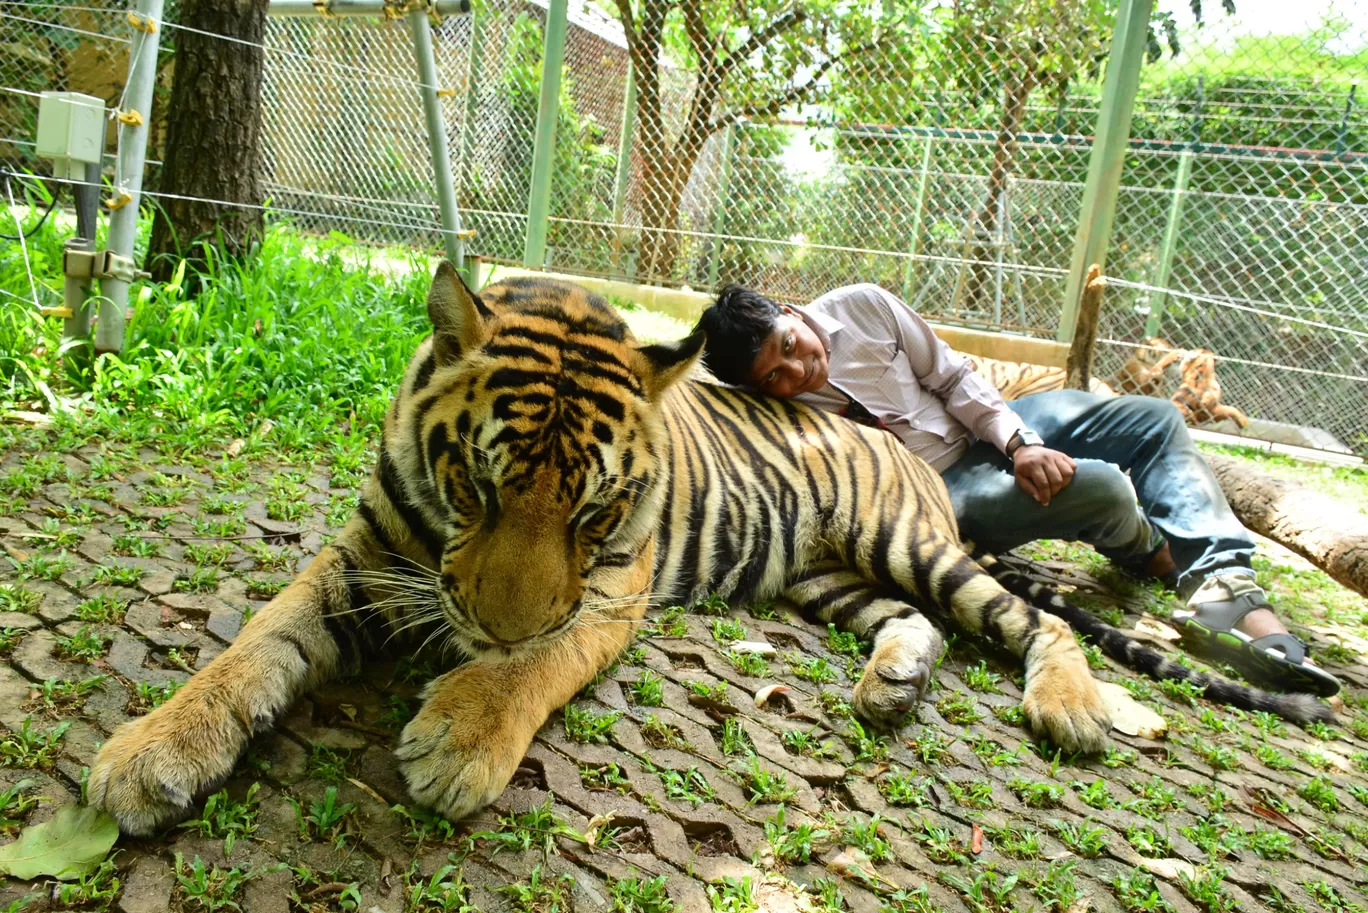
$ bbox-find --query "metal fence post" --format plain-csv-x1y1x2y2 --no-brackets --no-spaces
900,136,934,303
705,123,735,289
609,60,637,278
96,0,164,355
522,0,568,268
1056,0,1153,343
1145,149,1193,337
409,6,466,269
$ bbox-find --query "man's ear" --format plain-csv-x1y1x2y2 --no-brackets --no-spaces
636,330,706,400
427,261,492,365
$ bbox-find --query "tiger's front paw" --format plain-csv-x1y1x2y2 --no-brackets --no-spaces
396,667,536,822
1022,660,1111,753
854,616,944,727
89,697,245,836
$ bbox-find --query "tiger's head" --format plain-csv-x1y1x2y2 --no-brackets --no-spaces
392,263,703,655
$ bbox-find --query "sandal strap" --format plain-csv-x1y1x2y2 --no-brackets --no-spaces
1185,589,1269,632
1249,632,1308,665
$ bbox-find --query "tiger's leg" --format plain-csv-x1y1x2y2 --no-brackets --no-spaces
88,531,382,835
1211,403,1249,427
396,555,650,821
852,522,1110,752
783,560,943,725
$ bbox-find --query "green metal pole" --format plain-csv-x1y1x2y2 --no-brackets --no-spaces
900,137,934,302
523,0,568,268
1145,149,1193,337
97,0,164,354
706,124,736,289
456,3,483,180
609,61,637,278
1056,0,1154,342
409,7,465,268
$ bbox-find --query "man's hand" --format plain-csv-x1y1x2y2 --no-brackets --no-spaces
1013,446,1077,507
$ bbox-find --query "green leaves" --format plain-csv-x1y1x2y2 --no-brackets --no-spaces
0,804,119,881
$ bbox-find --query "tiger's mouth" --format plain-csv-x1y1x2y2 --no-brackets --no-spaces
438,590,582,655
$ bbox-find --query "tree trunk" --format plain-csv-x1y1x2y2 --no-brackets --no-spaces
1206,453,1368,598
964,74,1035,314
637,129,709,283
145,0,268,284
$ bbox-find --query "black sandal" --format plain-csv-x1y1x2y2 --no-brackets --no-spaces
1172,584,1341,698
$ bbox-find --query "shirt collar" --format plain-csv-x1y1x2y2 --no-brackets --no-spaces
797,306,842,355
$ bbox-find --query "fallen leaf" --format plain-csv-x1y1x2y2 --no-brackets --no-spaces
225,438,245,458
1065,897,1092,913
339,703,358,722
754,684,790,708
826,845,886,889
971,824,984,855
1245,798,1309,836
1096,681,1167,739
584,812,615,849
730,641,776,655
0,805,118,881
1136,857,1197,882
380,857,393,891
1135,616,1180,642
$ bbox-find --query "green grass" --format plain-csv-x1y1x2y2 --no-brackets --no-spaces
3,218,433,454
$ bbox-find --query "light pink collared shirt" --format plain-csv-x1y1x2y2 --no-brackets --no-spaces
793,284,1028,473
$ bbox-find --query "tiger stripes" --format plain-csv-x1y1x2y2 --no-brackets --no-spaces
88,265,1328,835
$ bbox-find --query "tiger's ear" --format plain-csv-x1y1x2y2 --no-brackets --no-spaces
427,261,491,365
636,329,706,400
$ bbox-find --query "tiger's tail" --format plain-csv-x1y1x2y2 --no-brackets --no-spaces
970,549,1334,725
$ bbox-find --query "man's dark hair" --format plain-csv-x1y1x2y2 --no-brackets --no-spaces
693,284,781,386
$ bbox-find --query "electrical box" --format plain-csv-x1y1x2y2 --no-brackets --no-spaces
36,91,105,180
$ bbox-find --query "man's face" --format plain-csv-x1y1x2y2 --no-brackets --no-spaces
748,307,829,398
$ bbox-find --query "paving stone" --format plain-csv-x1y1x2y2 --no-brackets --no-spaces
117,855,176,913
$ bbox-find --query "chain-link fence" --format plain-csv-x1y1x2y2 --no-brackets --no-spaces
2,0,1365,455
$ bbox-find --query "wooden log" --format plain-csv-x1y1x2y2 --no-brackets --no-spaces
1065,264,1105,391
1206,453,1368,598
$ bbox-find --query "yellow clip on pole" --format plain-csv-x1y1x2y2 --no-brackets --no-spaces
116,109,144,126
126,11,158,32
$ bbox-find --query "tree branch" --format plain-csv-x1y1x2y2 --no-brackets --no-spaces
722,8,808,77
681,2,724,155
707,39,884,134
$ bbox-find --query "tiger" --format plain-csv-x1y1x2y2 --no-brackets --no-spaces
1172,348,1250,429
87,264,1328,835
970,346,1250,432
965,353,1116,400
1112,337,1183,398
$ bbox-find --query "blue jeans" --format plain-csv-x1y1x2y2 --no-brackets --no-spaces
941,390,1256,597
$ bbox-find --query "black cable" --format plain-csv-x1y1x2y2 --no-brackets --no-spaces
0,174,63,241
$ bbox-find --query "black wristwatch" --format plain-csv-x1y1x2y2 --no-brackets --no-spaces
1006,428,1044,459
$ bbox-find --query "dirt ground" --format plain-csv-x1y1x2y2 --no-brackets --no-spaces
2,430,1367,913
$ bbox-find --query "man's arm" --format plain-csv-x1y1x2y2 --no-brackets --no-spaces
866,285,1024,452
865,285,1076,505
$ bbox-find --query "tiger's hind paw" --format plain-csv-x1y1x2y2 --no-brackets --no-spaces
854,616,944,727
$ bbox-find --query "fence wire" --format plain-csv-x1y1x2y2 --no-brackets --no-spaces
1,0,1365,455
